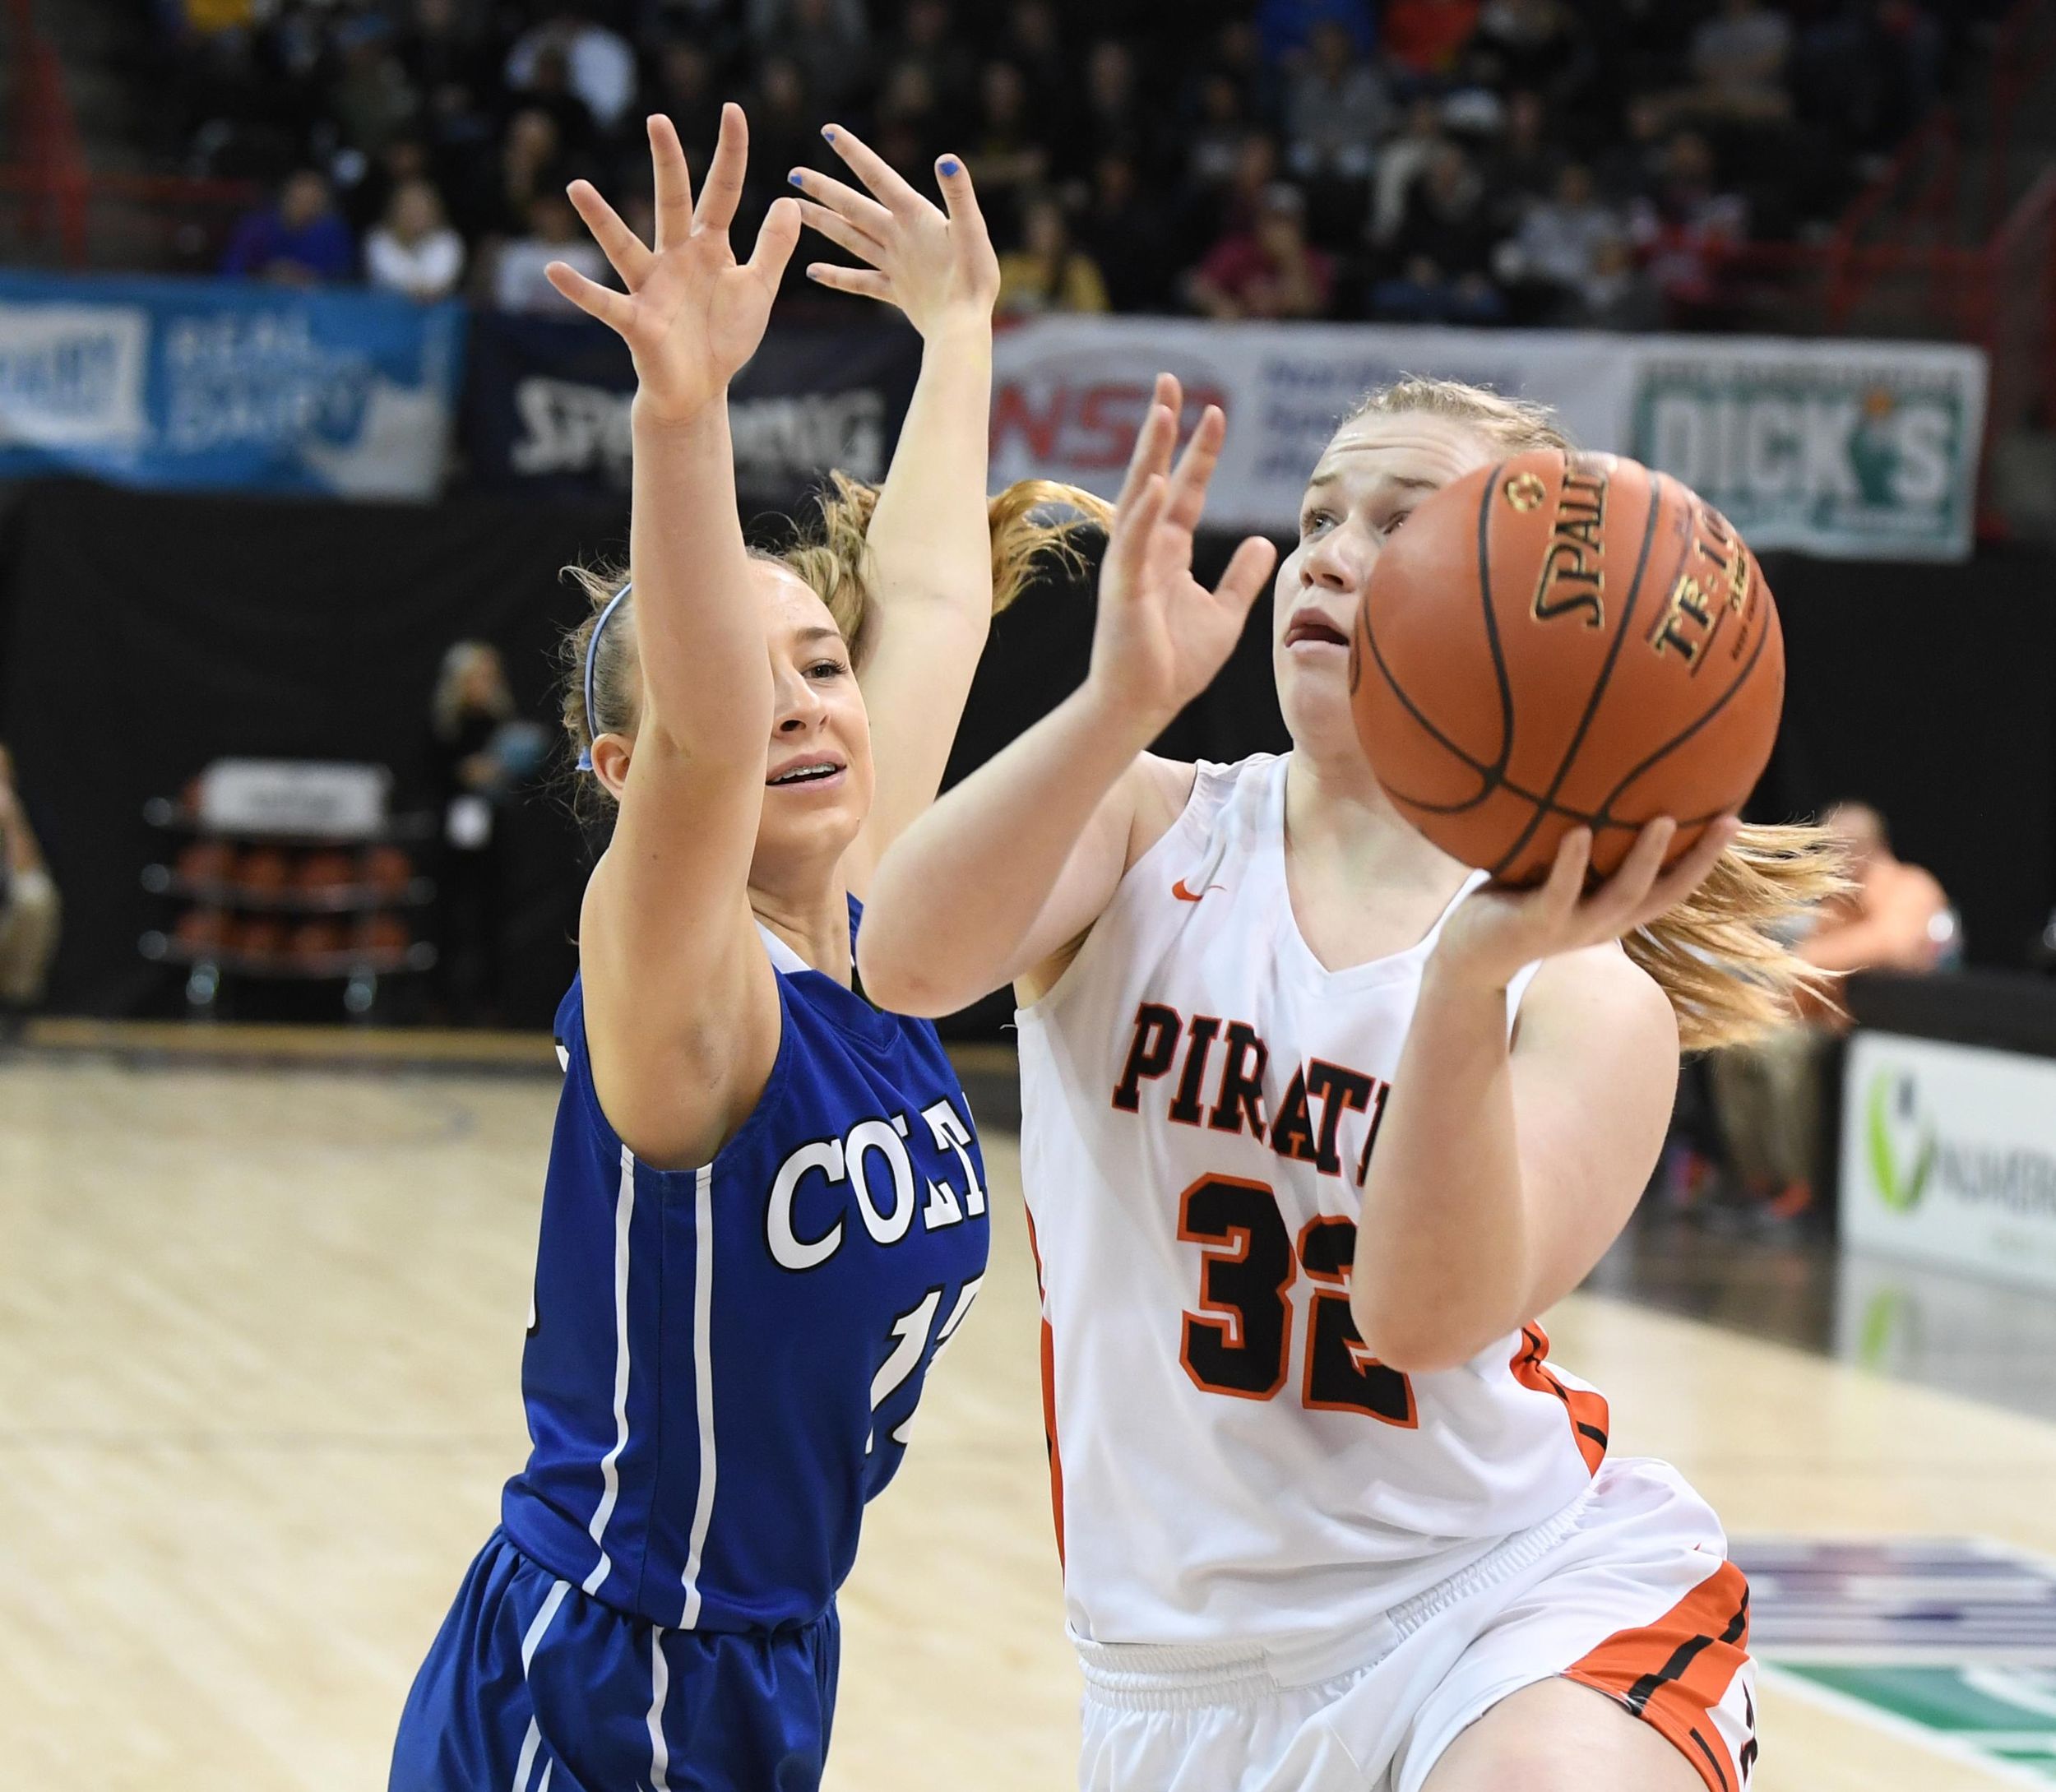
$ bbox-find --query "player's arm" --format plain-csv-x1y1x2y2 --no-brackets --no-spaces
859,381,1276,1016
786,129,1002,892
1348,820,1737,1375
549,107,804,1166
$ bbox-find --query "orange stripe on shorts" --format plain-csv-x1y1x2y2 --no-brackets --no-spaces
1562,1557,1753,1792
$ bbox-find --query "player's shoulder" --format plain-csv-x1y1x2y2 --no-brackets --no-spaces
1119,751,1281,873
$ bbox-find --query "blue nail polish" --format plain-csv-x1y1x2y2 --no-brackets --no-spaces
939,157,961,176
789,171,804,187
821,126,836,141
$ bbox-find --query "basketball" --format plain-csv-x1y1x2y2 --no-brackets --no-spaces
1347,450,1785,885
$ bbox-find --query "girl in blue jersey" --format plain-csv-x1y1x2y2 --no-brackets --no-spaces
391,106,1107,1792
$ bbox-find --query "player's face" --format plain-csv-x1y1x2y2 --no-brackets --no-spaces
1272,411,1498,758
752,566,875,878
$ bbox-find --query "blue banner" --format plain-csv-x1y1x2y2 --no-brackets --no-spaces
0,272,465,498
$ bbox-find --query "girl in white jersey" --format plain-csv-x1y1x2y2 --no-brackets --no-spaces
859,378,1837,1792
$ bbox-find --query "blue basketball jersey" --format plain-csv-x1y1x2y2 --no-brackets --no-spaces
500,899,990,1634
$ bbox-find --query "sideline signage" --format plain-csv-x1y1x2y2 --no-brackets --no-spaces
0,271,464,498
1841,1031,2056,1292
989,317,1985,561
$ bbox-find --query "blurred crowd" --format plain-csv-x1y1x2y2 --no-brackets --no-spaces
164,0,1977,326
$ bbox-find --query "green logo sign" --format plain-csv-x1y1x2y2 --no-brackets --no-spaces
1867,1069,1937,1212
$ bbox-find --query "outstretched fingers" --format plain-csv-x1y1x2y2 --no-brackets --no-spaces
1105,473,1169,593
545,261,633,334
1164,404,1228,533
1114,374,1182,514
694,101,750,235
791,197,885,267
807,262,891,300
933,152,985,234
648,113,697,251
787,167,895,243
1212,535,1280,619
820,122,928,214
567,179,653,289
746,195,803,289
1581,817,1674,934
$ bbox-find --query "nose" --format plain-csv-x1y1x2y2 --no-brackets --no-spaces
772,662,826,734
1301,521,1372,595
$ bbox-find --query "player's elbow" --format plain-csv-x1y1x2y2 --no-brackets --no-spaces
1349,1285,1507,1378
855,933,959,1019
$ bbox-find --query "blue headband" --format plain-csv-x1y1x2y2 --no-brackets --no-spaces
576,582,632,773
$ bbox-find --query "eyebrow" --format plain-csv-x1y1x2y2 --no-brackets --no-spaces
794,625,843,646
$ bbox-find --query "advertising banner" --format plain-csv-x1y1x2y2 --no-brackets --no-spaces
464,309,923,506
1841,1030,2056,1293
0,271,464,498
989,317,1986,560
1627,337,1985,562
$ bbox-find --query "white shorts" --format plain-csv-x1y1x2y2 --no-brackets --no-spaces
1075,1458,1755,1792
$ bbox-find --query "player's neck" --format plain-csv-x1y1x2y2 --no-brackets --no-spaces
1282,743,1451,889
748,874,853,985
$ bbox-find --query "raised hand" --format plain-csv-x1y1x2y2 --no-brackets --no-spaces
1086,374,1278,737
548,104,801,425
785,125,998,336
1434,815,1743,989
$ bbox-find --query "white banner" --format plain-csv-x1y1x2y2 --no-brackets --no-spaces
989,317,1985,561
1841,1031,2056,1293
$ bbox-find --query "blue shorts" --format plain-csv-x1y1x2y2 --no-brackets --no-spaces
391,1529,839,1792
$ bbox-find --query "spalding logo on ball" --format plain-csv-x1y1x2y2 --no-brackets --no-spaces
1347,448,1785,886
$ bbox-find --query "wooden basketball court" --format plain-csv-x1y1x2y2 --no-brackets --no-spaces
1,1044,2044,1790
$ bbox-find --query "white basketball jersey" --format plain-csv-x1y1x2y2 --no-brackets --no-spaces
1016,753,1611,1646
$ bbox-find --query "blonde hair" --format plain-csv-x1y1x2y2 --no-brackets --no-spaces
559,475,1113,821
1342,375,1847,1050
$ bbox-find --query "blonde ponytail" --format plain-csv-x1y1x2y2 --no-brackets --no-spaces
779,471,1114,661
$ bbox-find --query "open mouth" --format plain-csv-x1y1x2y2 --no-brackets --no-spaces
1284,609,1350,650
766,758,846,789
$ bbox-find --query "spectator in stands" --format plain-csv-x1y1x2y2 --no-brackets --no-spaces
493,191,607,314
0,746,59,1027
1081,150,1175,313
968,60,1050,241
488,109,567,239
1188,72,1257,192
997,193,1111,316
1486,89,1564,218
648,39,725,160
1688,0,1795,123
1497,161,1619,318
1711,802,1951,1219
746,55,820,212
1002,0,1072,130
509,42,600,162
1256,0,1377,67
1473,0,1593,108
327,16,419,160
1630,128,1748,317
753,0,872,114
1075,39,1156,179
1369,93,1447,245
1572,231,1663,329
1371,139,1507,322
1285,20,1392,180
222,169,355,284
1382,0,1484,79
428,644,527,1027
887,0,975,125
504,3,637,136
367,178,466,303
1188,182,1335,321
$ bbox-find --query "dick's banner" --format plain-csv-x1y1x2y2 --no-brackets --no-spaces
989,318,1987,561
1841,1032,2056,1293
464,310,922,507
0,271,464,498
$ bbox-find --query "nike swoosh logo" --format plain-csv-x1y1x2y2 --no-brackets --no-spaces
1171,879,1223,903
